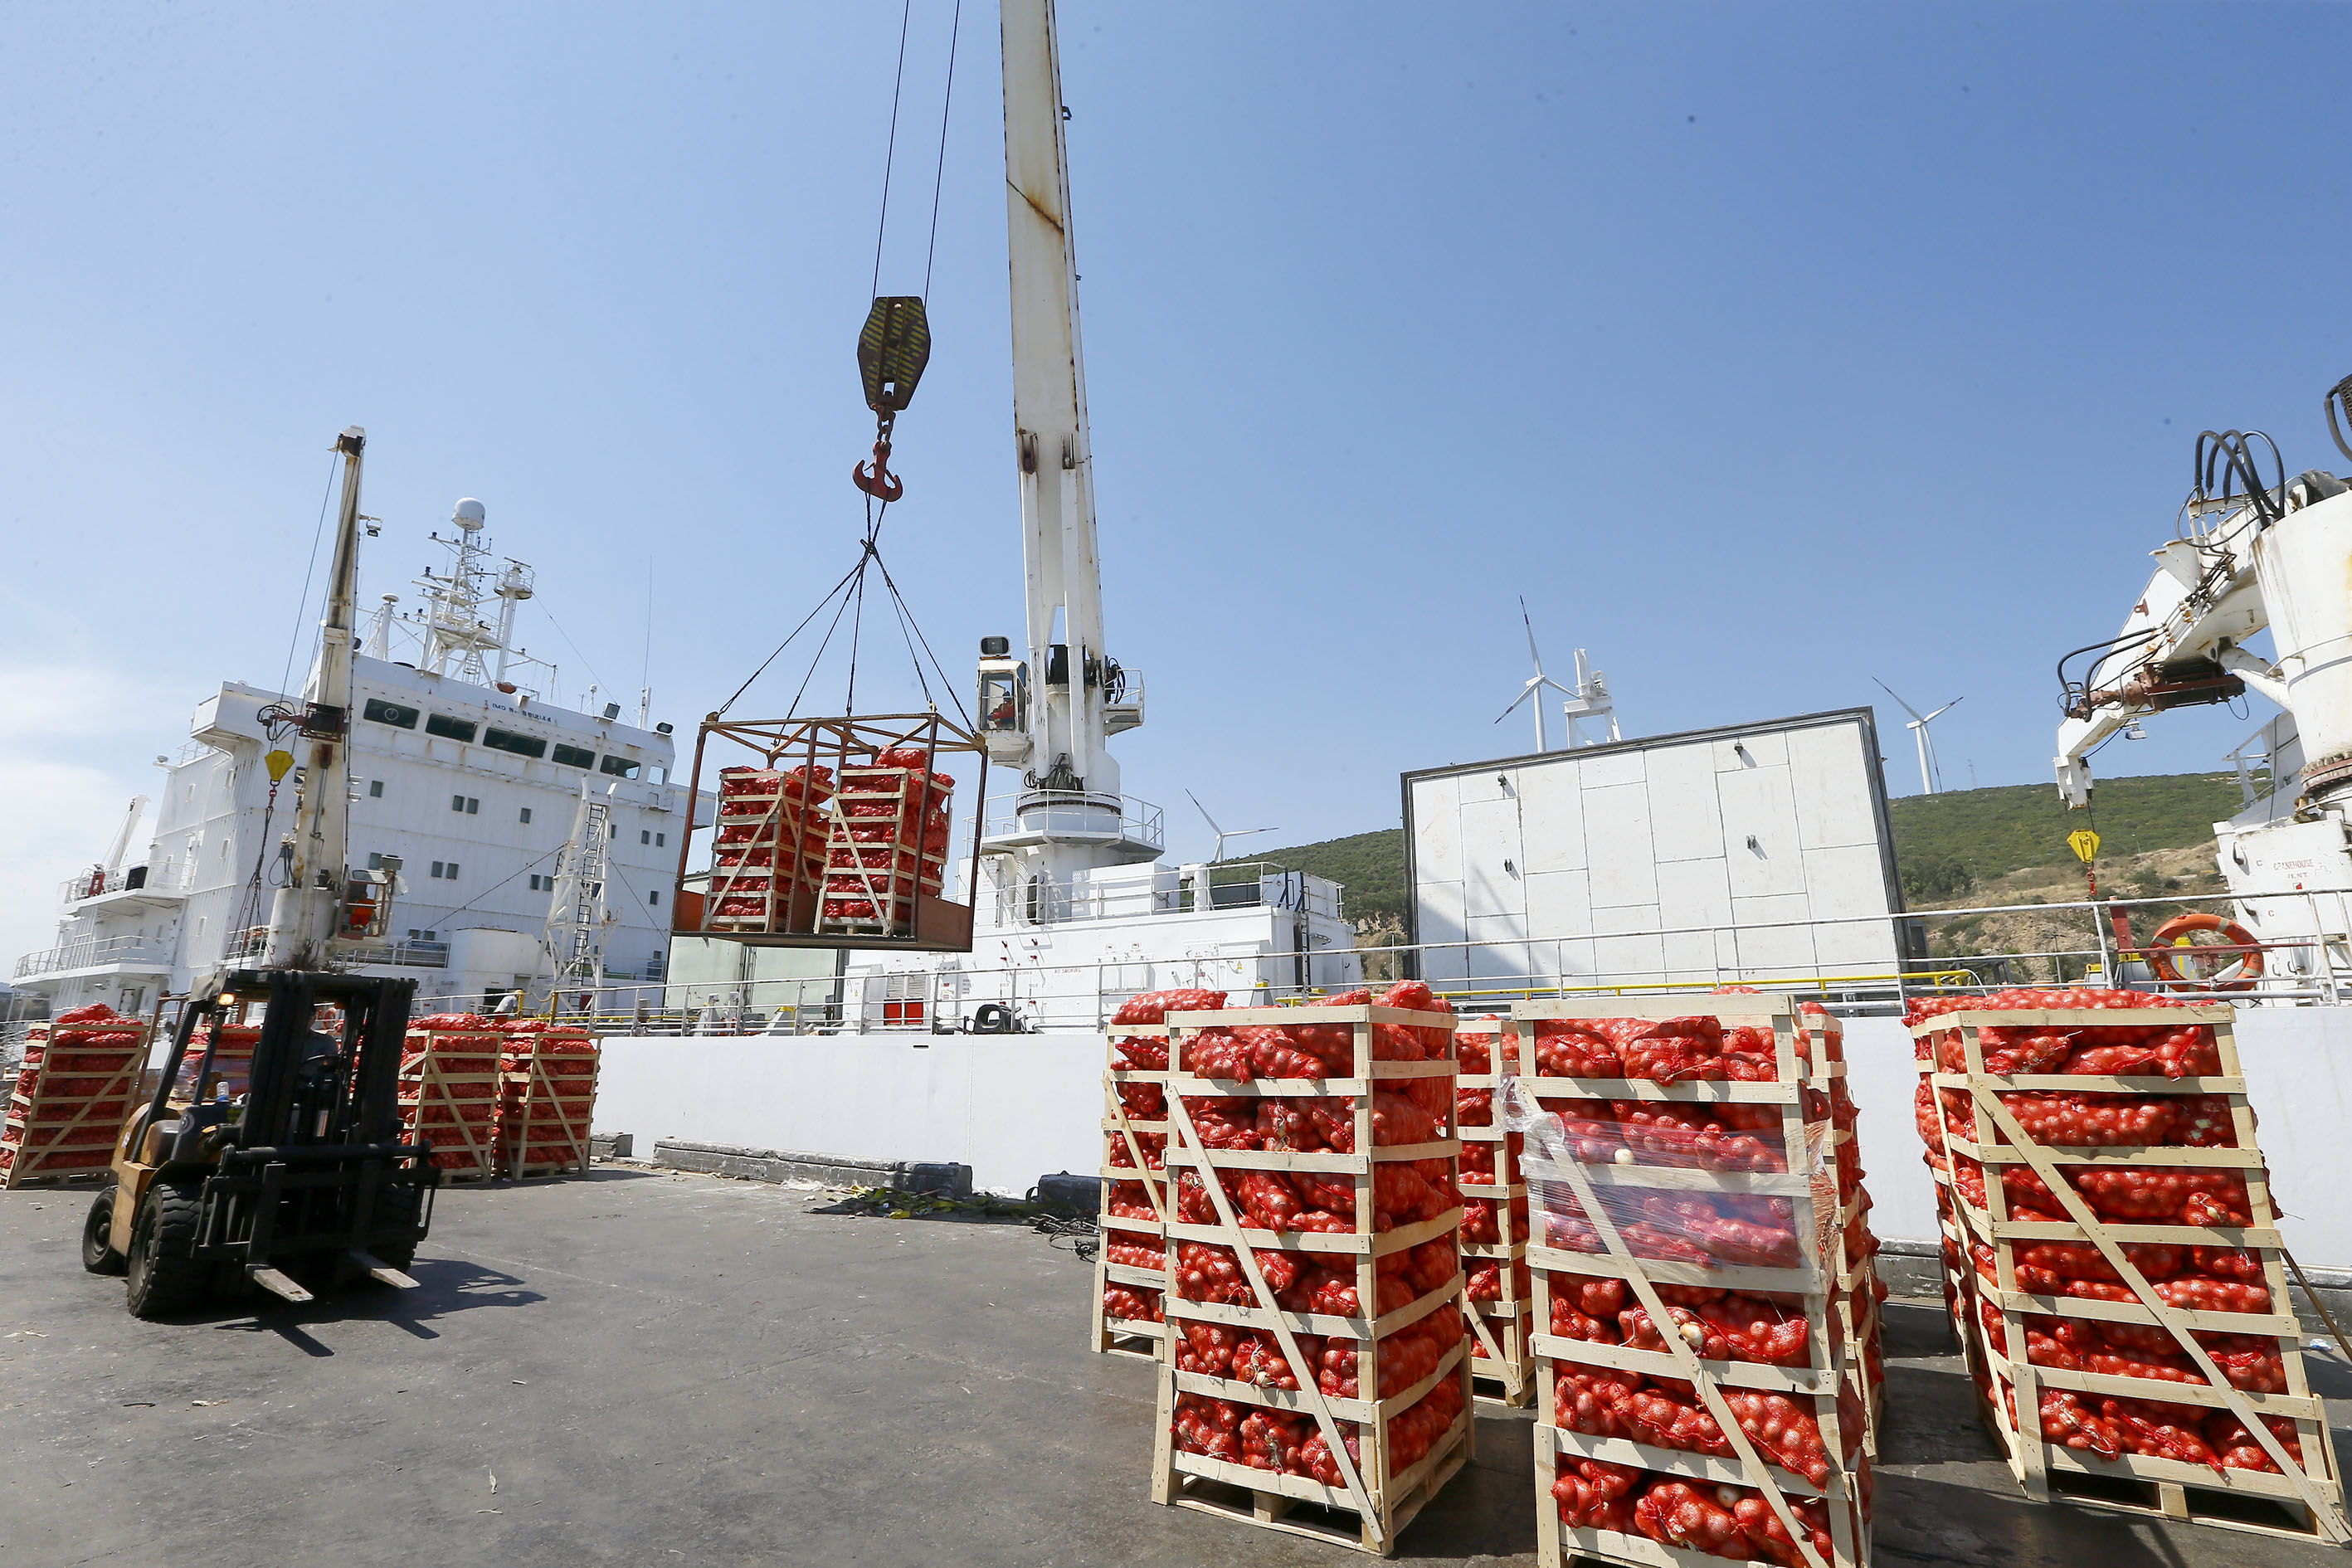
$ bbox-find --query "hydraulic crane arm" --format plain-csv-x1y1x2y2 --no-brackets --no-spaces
2053,505,2273,806
2041,463,2352,804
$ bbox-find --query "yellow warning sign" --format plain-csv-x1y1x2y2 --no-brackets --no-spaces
2067,829,2101,864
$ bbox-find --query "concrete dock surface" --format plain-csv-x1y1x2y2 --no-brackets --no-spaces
4,1167,2349,1567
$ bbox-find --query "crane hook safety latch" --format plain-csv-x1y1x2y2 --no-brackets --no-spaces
854,296,930,502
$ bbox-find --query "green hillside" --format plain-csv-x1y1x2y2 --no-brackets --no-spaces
1257,830,1412,924
1887,772,2251,902
1260,771,2251,923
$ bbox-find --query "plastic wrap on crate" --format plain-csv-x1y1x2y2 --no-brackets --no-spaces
1502,1074,1838,1279
1505,1006,1868,1567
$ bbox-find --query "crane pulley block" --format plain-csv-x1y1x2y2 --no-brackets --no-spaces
854,296,932,502
858,296,931,414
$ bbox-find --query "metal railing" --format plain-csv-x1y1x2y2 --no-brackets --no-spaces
13,933,177,980
979,790,1165,853
494,884,2352,1038
342,939,451,969
986,860,1341,927
57,860,188,907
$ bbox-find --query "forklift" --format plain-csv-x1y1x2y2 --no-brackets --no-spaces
79,426,443,1317
81,968,438,1315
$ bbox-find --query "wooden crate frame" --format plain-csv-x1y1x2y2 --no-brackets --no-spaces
1457,1015,1535,1405
2,1022,147,1188
498,1035,600,1180
1511,996,1869,1568
1148,1003,1474,1557
1913,1005,2351,1543
398,1029,503,1182
1093,1023,1172,1358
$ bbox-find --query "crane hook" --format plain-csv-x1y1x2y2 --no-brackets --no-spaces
853,431,904,502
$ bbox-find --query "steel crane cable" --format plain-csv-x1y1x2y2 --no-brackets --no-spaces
720,5,965,723
922,0,964,298
869,0,913,299
277,455,342,699
869,0,962,299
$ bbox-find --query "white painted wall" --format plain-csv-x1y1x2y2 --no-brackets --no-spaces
1842,1006,2352,1269
596,1031,1108,1197
1409,712,1902,991
598,1005,2352,1267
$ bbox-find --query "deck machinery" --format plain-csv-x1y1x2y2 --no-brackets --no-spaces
2055,392,2352,986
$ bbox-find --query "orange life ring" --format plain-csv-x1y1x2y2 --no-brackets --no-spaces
2145,912,2265,991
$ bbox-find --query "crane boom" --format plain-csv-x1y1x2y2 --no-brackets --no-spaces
972,0,1158,895
1001,0,1112,801
263,426,370,968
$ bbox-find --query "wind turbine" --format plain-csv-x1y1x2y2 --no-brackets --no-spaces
1873,679,1963,794
1186,791,1277,864
1497,598,1579,752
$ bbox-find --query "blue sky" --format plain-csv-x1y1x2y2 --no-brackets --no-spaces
3,2,2346,960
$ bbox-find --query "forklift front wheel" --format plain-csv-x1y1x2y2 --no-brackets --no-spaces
81,1188,126,1275
124,1179,209,1318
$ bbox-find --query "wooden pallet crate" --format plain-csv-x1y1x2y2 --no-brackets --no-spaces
2,1020,148,1188
1511,996,1870,1568
1150,1002,1473,1557
398,1029,503,1182
497,1034,600,1179
704,766,830,933
1914,1003,2350,1544
1456,1015,1534,1405
1093,1022,1172,1357
810,765,952,940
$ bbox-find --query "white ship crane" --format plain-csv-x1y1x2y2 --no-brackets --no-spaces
971,0,1156,906
261,427,388,970
2053,395,2352,983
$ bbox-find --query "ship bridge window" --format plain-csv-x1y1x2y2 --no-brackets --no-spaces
600,754,640,779
426,713,477,743
553,743,595,768
363,698,420,729
484,727,547,759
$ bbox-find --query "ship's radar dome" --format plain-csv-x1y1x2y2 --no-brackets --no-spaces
452,498,487,531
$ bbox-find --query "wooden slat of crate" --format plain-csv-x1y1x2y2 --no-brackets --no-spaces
1164,1415,1471,1556
1916,1006,2349,1541
1514,996,1864,1568
1460,1109,1532,1406
1468,1299,1535,1407
2,1025,145,1188
1089,1025,1176,1356
1533,1425,1870,1568
1149,1004,1472,1556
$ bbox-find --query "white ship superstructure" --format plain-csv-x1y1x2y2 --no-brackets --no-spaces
16,501,683,1016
